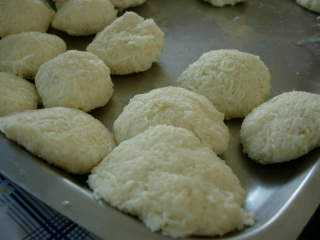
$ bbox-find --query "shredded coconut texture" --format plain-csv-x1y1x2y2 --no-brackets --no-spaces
89,125,253,238
0,107,115,174
241,91,320,164
87,11,164,75
114,86,229,154
178,49,271,119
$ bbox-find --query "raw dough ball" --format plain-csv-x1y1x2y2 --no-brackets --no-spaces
0,72,38,117
0,107,115,174
113,86,229,154
52,0,117,36
0,0,55,37
89,125,253,237
0,32,66,78
110,0,146,9
203,0,246,7
35,50,114,112
178,49,271,119
240,91,320,164
87,11,164,75
296,0,320,13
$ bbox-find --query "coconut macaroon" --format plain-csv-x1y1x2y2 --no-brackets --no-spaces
110,0,147,9
35,50,114,112
0,0,55,37
203,0,246,7
89,125,253,237
178,49,271,119
113,86,229,154
87,11,164,75
0,72,38,117
0,107,115,174
241,91,320,164
52,0,117,36
296,0,320,13
0,32,66,79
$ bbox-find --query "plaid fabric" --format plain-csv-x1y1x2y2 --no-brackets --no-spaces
0,174,97,240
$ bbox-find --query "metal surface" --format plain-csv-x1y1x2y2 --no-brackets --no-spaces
1,0,320,239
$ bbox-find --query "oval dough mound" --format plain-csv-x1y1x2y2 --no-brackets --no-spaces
87,11,164,75
89,125,253,237
110,0,146,9
178,49,271,119
0,32,66,79
35,50,114,112
113,86,229,154
0,107,115,174
52,0,117,36
0,0,55,37
203,0,246,7
240,91,320,164
0,72,38,117
296,0,320,13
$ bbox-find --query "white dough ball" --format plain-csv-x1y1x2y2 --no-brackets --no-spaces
113,86,229,154
89,125,253,237
0,107,115,174
241,91,320,164
203,0,246,7
0,32,66,78
178,49,271,119
296,0,320,13
0,0,55,37
87,11,164,75
0,72,39,117
52,0,117,36
110,0,146,9
35,50,114,112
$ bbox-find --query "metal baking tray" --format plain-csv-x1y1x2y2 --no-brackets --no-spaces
1,0,320,239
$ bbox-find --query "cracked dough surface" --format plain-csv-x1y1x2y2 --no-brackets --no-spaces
241,91,320,164
89,125,253,238
113,86,229,154
0,72,38,117
35,50,114,112
178,49,271,119
0,107,115,174
0,32,66,78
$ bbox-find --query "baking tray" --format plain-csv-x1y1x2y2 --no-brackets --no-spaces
1,0,320,239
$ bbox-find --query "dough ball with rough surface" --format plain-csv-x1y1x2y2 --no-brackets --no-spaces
241,91,320,164
87,11,164,75
113,86,229,154
0,72,38,117
0,0,55,37
178,49,271,119
52,0,117,36
89,125,253,238
203,0,246,7
296,0,320,13
0,32,66,78
110,0,146,9
0,107,115,174
35,50,114,112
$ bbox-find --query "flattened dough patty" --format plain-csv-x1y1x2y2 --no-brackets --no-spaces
178,49,271,119
0,107,115,174
89,125,253,237
52,0,117,36
296,0,320,13
110,0,146,9
87,11,164,75
0,0,55,37
113,86,229,154
35,50,114,112
0,32,66,78
241,91,320,164
0,72,38,117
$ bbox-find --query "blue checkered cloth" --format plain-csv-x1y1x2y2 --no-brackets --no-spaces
0,174,97,240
